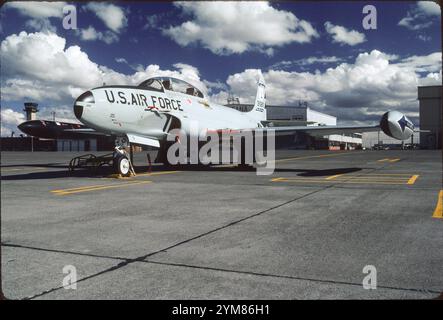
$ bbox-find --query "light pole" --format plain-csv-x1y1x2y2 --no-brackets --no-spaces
377,130,380,149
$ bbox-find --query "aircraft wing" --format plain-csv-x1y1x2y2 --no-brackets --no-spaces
18,120,110,139
253,124,380,136
18,120,162,148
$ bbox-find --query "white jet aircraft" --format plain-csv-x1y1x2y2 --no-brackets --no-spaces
19,72,416,176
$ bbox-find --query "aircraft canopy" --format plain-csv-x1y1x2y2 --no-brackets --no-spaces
138,77,204,98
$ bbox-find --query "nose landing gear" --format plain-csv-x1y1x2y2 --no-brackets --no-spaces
113,148,135,177
113,137,136,177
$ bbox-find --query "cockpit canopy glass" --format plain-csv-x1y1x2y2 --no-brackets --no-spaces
138,77,204,98
137,78,163,92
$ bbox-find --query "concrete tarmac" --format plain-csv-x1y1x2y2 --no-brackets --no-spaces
1,149,442,299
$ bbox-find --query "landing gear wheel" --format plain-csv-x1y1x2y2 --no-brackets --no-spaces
114,154,131,177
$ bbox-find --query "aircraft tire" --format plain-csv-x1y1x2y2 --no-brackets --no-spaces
114,154,131,177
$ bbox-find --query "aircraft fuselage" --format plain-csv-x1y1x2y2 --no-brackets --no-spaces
76,86,260,141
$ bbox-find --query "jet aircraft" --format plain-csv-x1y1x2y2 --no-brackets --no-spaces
19,72,416,176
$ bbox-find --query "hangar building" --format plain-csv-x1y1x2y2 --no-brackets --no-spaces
418,85,442,149
361,130,419,149
226,100,362,150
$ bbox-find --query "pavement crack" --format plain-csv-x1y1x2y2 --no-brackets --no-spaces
143,259,442,296
1,243,128,261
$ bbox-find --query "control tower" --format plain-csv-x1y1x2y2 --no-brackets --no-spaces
23,102,39,121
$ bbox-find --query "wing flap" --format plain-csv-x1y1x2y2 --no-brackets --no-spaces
126,133,160,148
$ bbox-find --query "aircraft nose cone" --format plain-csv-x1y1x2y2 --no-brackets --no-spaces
17,122,29,134
74,91,94,120
18,121,37,135
18,120,49,137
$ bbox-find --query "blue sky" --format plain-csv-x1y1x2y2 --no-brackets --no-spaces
0,1,441,135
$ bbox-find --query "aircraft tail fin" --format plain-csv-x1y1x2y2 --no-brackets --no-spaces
248,71,266,122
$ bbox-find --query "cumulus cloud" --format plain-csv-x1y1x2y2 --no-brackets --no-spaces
398,1,441,30
324,21,366,46
76,26,119,44
1,79,64,101
398,16,433,30
85,3,128,33
4,1,66,33
0,31,209,105
418,34,431,42
1,31,106,96
4,1,66,19
270,56,344,70
114,57,144,72
203,79,228,94
163,1,319,55
397,52,442,73
25,18,57,33
417,1,441,16
144,14,161,30
211,50,441,125
1,108,26,136
419,71,442,86
115,57,128,64
38,105,82,123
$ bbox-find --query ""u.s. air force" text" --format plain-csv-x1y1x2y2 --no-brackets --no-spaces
104,90,183,111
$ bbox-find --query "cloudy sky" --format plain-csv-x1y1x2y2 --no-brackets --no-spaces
1,1,441,136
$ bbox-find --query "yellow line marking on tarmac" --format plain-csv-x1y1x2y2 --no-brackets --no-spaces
325,178,409,182
271,173,419,185
271,178,332,183
51,181,152,195
194,153,358,167
270,151,364,164
331,174,411,178
212,164,237,168
270,177,285,182
333,179,409,182
106,174,133,179
432,190,443,219
377,158,400,163
136,170,181,177
271,178,411,185
326,174,344,180
105,170,181,179
336,179,409,183
1,167,48,172
359,173,412,176
407,175,419,185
